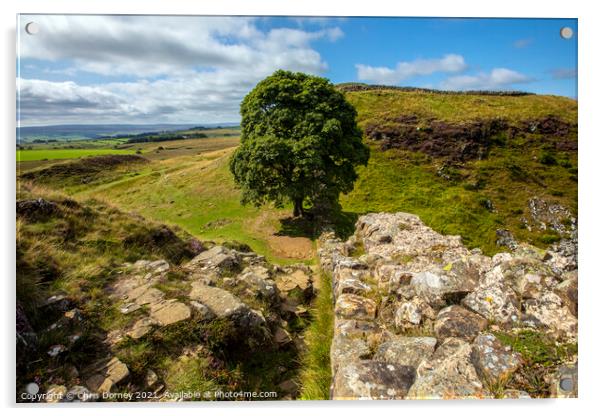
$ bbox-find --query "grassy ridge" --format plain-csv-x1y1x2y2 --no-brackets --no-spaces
340,89,578,254
347,89,577,126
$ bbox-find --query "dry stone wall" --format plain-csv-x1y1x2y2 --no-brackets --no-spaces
318,212,578,400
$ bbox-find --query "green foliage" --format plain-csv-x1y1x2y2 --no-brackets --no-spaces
495,330,576,367
230,70,370,216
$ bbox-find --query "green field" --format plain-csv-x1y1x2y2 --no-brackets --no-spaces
17,147,136,162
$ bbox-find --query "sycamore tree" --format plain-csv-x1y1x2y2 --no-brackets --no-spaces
229,70,370,218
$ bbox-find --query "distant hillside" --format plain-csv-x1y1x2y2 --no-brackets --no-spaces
339,87,577,254
17,123,239,143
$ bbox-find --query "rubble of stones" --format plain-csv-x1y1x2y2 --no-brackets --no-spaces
319,212,577,400
24,245,313,402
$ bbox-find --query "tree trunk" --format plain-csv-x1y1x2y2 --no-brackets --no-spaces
293,198,304,217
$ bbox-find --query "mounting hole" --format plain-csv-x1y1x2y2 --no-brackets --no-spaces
560,27,573,40
559,377,573,391
25,22,39,35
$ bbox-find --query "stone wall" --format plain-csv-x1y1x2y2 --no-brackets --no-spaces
318,212,578,400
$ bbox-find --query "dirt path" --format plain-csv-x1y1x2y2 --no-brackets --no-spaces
246,210,314,261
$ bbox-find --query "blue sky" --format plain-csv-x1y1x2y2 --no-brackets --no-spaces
17,15,577,126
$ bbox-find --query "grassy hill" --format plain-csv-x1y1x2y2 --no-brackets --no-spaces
339,87,577,254
17,88,578,260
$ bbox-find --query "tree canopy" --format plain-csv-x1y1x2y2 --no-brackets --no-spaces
229,70,370,217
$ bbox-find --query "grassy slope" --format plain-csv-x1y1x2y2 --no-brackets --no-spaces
37,145,302,265
340,90,578,254
17,183,301,398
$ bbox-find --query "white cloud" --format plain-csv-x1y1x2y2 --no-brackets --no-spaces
355,54,467,84
439,68,533,91
17,15,344,125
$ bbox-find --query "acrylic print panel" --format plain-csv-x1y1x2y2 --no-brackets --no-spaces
16,14,578,402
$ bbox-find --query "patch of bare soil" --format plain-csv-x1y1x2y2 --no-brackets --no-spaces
246,211,314,261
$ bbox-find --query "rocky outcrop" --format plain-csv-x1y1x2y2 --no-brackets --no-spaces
25,244,315,402
319,212,578,400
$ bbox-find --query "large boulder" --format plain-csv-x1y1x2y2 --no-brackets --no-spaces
407,338,491,399
332,360,416,400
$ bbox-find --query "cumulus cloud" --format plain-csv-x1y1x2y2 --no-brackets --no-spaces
355,54,467,84
17,15,343,125
439,68,533,91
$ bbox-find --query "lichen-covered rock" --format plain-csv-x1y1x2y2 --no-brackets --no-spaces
375,264,414,297
332,360,415,400
434,305,488,341
471,333,522,384
335,294,377,320
190,301,216,321
330,333,371,372
318,211,578,401
184,245,241,273
410,270,476,307
237,266,277,302
502,389,531,399
523,291,577,340
394,297,435,328
373,336,437,368
462,282,520,326
554,277,578,317
334,268,372,297
407,338,491,399
334,319,380,338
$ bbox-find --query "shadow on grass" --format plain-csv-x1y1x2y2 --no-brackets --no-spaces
276,209,362,241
